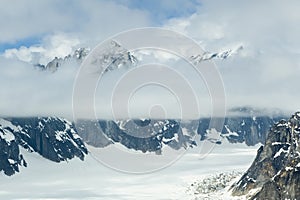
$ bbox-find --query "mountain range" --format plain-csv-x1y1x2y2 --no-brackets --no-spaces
2,43,298,200
0,107,287,176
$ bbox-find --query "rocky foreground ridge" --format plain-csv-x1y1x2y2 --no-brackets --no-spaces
231,112,300,199
0,117,88,176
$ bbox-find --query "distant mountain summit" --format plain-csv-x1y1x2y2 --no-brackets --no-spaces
77,107,285,154
34,41,241,73
198,107,285,146
34,47,90,72
77,119,197,154
34,40,137,73
231,112,300,199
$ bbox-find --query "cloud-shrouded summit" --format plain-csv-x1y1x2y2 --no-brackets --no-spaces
0,0,300,119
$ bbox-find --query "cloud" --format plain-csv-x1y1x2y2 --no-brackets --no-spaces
114,0,200,23
0,0,154,119
0,0,152,44
165,0,300,113
4,33,80,65
0,55,78,118
1,0,300,119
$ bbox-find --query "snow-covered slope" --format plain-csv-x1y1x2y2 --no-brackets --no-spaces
0,141,258,200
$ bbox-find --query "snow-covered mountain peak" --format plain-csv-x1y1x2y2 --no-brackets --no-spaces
91,40,138,74
34,47,90,72
190,45,243,64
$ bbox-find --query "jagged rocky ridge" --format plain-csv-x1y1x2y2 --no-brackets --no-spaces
198,107,284,146
231,112,300,199
77,108,285,153
35,47,90,72
0,117,88,176
34,40,137,73
198,116,283,146
76,119,197,154
0,107,285,176
34,40,241,73
190,45,243,64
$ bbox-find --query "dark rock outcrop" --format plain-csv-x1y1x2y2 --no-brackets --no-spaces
231,112,300,199
75,119,112,148
10,117,88,162
0,117,88,176
76,108,285,155
99,119,196,153
198,107,285,146
0,122,27,176
76,119,197,153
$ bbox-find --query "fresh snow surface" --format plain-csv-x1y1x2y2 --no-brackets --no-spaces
274,147,289,158
0,140,259,200
0,118,19,132
0,127,15,142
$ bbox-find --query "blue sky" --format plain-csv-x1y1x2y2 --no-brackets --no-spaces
116,0,200,22
0,0,200,53
0,36,42,52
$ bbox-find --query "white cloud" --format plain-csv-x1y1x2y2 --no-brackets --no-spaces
165,0,300,113
0,0,154,119
1,0,300,119
0,55,79,119
0,0,152,43
4,33,80,65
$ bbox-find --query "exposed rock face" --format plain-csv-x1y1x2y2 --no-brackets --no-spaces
35,47,90,72
0,117,88,176
75,120,112,148
198,107,284,145
101,119,196,153
76,108,285,155
0,121,27,176
76,119,197,153
10,117,88,162
190,45,243,63
231,112,300,200
35,41,137,74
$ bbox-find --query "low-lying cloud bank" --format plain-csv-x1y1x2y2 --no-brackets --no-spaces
1,0,300,119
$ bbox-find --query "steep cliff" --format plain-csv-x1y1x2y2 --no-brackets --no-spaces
231,112,300,199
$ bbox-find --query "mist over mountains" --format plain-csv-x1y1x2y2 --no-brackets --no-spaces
0,106,287,176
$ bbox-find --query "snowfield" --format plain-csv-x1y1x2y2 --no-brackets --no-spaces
0,140,259,200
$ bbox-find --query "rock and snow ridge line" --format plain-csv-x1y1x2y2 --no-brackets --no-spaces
4,40,243,73
0,117,88,176
0,107,287,176
231,111,300,200
190,44,244,64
